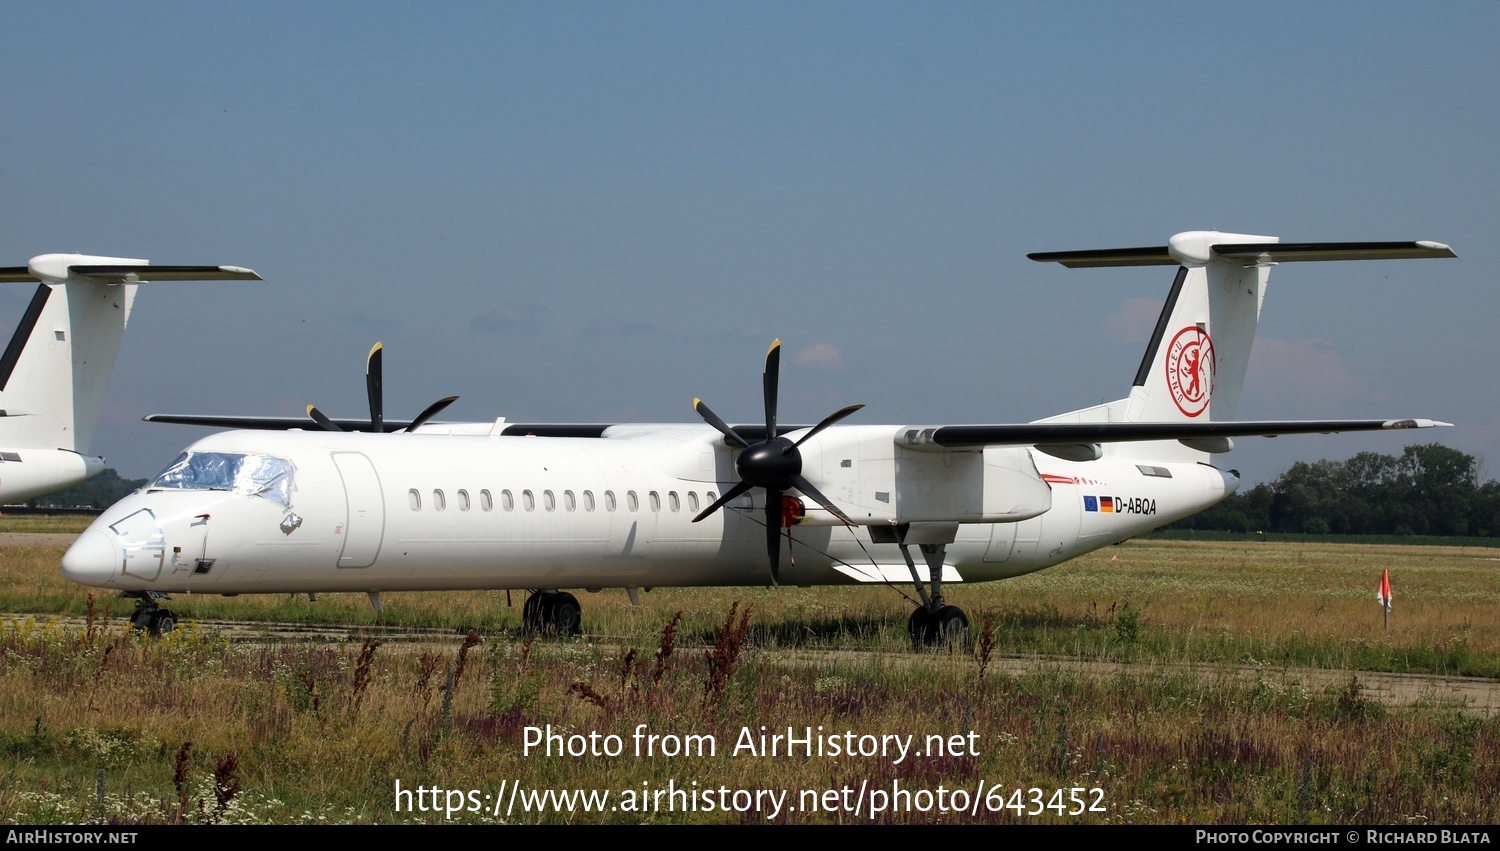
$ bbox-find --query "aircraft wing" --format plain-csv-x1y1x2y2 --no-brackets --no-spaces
143,414,621,438
143,414,407,431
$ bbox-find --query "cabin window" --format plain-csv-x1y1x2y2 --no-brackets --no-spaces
687,491,699,513
457,489,471,511
408,488,421,511
649,491,661,512
627,491,639,512
501,489,514,511
433,489,446,511
707,490,717,504
480,489,493,511
543,490,556,511
668,491,680,512
523,489,535,511
583,490,595,511
604,490,616,512
564,490,576,511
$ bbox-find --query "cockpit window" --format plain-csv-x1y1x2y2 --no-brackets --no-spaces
150,452,295,506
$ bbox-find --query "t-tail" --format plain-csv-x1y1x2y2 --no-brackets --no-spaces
1029,231,1456,463
0,255,260,502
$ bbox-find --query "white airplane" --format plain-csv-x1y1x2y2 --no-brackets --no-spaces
0,255,260,503
59,231,1455,641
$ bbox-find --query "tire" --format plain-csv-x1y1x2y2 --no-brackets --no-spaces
908,606,935,647
549,592,582,636
149,609,178,637
933,605,969,648
522,592,546,633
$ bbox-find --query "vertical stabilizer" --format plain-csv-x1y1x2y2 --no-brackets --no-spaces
0,255,146,454
1124,231,1276,426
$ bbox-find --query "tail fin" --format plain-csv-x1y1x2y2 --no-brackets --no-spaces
1030,231,1455,461
0,254,260,458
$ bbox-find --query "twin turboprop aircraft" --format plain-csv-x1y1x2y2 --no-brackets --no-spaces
0,255,260,503
59,231,1456,643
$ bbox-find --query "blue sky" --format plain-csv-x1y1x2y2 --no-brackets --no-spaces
2,2,1494,482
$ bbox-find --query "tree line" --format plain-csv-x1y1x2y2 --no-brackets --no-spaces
1167,443,1500,537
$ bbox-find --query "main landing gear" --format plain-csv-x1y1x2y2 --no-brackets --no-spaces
125,592,179,637
883,523,971,649
522,590,582,636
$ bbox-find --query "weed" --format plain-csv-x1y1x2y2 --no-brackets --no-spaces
453,631,481,685
173,741,193,822
703,602,753,711
568,681,612,711
212,752,241,823
974,611,996,682
349,639,382,712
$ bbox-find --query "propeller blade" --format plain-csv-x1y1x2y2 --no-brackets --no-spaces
793,403,866,447
306,405,343,432
366,342,384,433
406,395,459,433
789,473,856,527
694,398,750,448
765,488,783,584
763,339,781,438
692,480,753,523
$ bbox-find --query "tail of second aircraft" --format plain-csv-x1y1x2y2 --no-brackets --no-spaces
1030,231,1456,462
0,255,260,501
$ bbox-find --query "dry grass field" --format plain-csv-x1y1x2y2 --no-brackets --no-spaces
1,528,1496,824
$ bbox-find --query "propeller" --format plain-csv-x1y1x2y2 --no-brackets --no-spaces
691,339,863,582
307,342,459,433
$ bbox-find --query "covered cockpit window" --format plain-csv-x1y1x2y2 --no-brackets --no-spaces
150,452,295,506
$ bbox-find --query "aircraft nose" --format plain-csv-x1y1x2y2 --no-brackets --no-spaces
61,530,120,587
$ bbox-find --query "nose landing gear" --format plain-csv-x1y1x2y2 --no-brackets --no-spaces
125,592,178,637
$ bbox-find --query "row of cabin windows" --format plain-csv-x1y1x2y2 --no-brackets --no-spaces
406,487,718,514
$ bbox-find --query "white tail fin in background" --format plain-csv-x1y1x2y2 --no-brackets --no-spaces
0,255,259,501
1030,231,1456,463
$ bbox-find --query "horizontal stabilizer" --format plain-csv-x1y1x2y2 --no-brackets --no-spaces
899,418,1451,451
0,263,260,283
1030,237,1455,269
68,264,261,281
0,256,259,286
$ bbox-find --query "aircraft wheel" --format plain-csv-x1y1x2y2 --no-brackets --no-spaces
933,605,969,649
523,591,581,636
908,607,935,647
521,592,546,633
149,609,178,637
549,592,582,637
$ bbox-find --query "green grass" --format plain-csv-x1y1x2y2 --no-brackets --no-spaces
1147,529,1500,548
2,535,1497,824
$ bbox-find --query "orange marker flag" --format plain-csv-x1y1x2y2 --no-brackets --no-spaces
1377,568,1393,633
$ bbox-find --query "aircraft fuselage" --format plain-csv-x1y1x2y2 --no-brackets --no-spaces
60,426,1238,596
